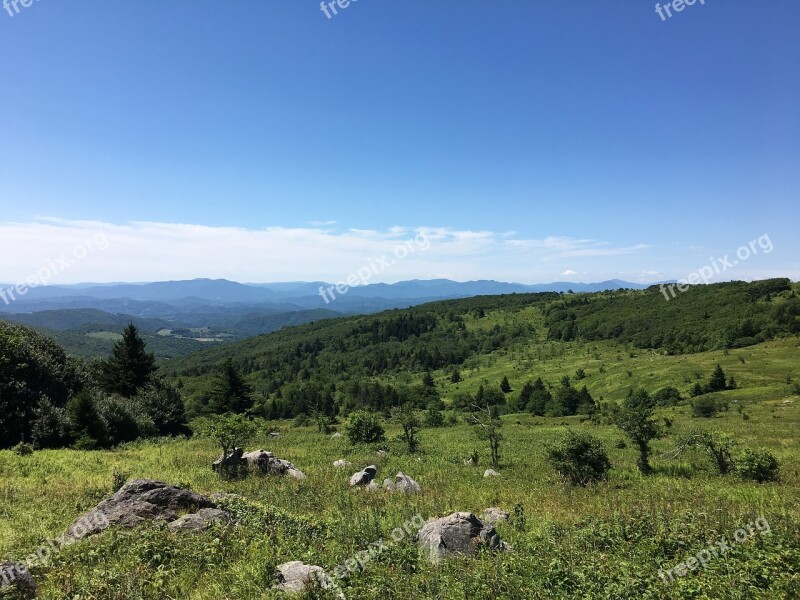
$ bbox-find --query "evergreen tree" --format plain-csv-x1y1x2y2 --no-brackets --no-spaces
98,324,156,397
500,376,512,394
209,359,253,414
422,371,436,388
708,364,728,392
67,391,107,448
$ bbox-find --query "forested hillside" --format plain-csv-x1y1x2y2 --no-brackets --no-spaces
166,279,800,418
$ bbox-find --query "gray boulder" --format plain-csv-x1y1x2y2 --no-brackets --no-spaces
168,508,234,532
330,432,342,439
349,465,378,487
483,469,499,478
229,450,306,479
66,479,216,540
384,472,421,494
0,562,37,598
416,512,507,563
274,561,337,595
333,459,352,468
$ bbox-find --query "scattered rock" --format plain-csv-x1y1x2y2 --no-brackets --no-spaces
482,508,510,524
216,449,306,479
416,512,508,563
66,479,216,540
333,459,352,468
212,447,246,473
376,450,388,458
168,508,234,532
331,432,342,439
274,561,337,595
483,469,499,478
0,562,37,598
384,472,421,494
269,432,282,438
350,465,378,487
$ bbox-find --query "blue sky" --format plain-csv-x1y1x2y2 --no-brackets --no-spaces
0,1,798,284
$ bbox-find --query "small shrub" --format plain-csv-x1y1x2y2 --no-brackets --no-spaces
424,407,445,428
345,411,385,444
112,467,131,492
737,448,780,483
546,430,611,486
614,439,627,449
692,396,720,418
12,442,34,456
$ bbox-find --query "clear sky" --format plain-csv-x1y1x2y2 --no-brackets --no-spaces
1,1,798,284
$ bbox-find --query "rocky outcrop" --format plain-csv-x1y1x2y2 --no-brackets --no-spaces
416,512,508,563
64,480,236,540
349,465,378,487
213,449,306,479
383,472,421,494
66,479,217,540
274,561,338,595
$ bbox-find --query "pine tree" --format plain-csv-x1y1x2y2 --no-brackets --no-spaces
209,359,253,414
98,324,156,397
500,376,512,394
708,364,727,392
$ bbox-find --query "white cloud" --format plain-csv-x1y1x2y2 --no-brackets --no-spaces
561,269,579,276
0,218,651,284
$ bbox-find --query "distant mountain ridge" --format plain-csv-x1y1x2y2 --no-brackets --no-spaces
4,277,647,307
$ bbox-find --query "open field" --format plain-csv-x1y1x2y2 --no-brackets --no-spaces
1,378,798,598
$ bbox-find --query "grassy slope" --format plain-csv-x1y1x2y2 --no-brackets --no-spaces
1,337,799,598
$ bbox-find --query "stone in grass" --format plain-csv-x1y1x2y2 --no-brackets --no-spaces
0,562,37,599
383,472,421,494
240,450,307,480
349,465,378,487
331,432,342,439
416,512,509,563
168,508,234,532
274,561,340,596
482,508,510,524
333,459,352,468
66,479,217,541
483,469,499,478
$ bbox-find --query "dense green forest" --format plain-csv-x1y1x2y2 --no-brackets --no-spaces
166,279,799,418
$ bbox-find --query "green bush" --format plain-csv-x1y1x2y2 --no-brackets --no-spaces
737,448,780,483
344,411,386,444
546,430,612,486
692,396,720,418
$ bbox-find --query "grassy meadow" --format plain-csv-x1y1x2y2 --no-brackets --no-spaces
2,336,799,599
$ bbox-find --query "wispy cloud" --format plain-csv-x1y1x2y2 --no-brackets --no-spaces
0,218,653,284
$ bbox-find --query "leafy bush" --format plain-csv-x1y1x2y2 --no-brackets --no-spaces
423,406,445,428
345,411,386,444
692,396,721,418
653,386,683,407
737,448,780,483
12,441,33,456
546,430,612,486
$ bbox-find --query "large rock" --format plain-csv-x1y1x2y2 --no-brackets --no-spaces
217,449,306,479
0,562,37,598
384,472,421,494
274,561,337,595
168,508,234,532
66,479,216,540
483,469,499,478
349,465,378,487
416,512,507,563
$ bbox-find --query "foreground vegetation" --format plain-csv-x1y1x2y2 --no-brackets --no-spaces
1,395,798,598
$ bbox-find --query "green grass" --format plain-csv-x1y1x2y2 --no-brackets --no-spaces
1,396,799,598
